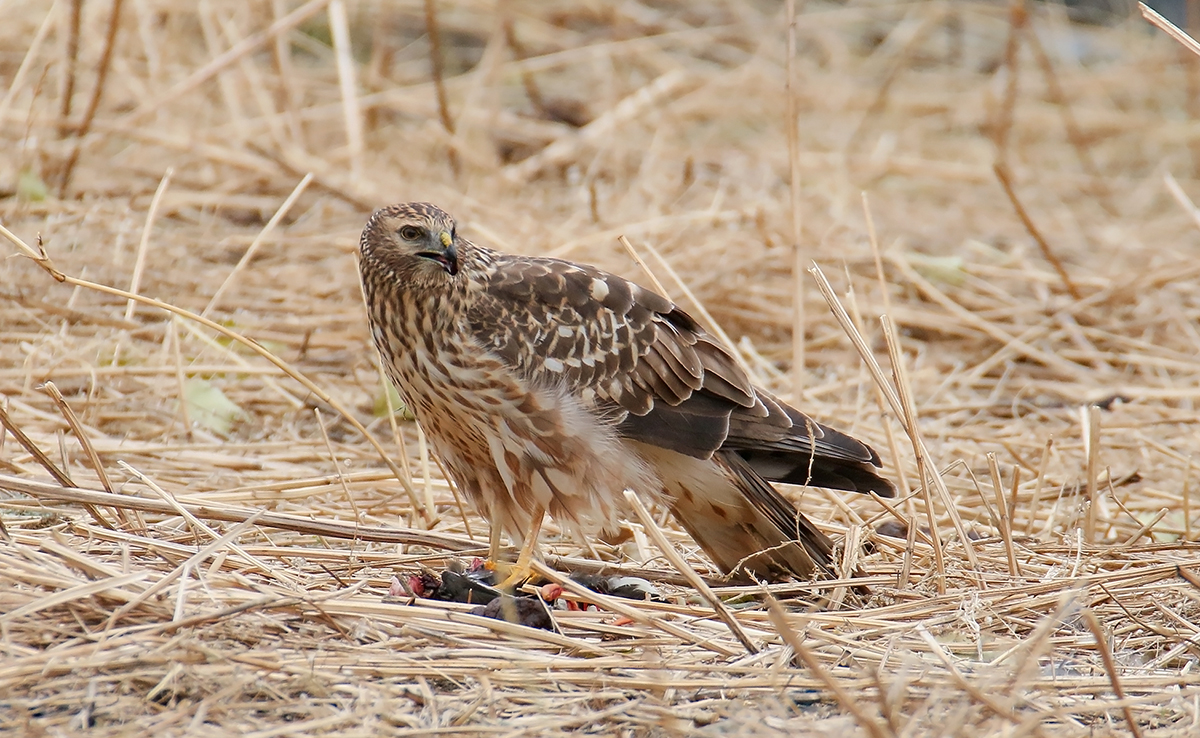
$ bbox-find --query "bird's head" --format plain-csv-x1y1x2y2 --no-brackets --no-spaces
360,202,461,281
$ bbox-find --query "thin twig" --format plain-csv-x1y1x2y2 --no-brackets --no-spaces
993,163,1082,300
507,70,690,182
269,0,303,143
0,0,62,126
169,318,192,440
1140,1,1200,57
41,382,119,527
617,235,671,299
202,172,313,318
624,490,758,655
41,384,111,496
58,0,126,194
987,453,1022,577
881,316,968,585
1184,458,1194,542
57,0,83,138
765,596,894,738
0,473,472,552
315,407,361,526
861,191,910,499
1121,507,1169,545
424,0,460,176
0,398,112,530
991,0,1025,158
1081,608,1146,738
1164,171,1200,231
0,403,72,490
502,14,547,115
328,0,364,179
1024,24,1116,215
1084,404,1101,543
1025,437,1052,535
807,265,952,589
125,167,174,322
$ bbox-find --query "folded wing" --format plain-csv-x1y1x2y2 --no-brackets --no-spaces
468,252,893,578
470,253,893,495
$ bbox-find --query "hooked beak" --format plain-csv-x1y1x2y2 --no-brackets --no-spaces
417,231,459,275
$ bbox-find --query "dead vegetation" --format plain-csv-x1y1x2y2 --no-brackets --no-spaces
2,0,1200,735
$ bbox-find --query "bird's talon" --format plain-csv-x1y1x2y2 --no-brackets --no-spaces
495,564,534,592
480,558,532,591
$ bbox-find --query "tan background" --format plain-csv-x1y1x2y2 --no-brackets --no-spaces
2,1,1199,735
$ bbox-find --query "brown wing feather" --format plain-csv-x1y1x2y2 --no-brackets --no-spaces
466,250,893,497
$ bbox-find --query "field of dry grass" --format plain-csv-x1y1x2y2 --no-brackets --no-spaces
3,0,1200,735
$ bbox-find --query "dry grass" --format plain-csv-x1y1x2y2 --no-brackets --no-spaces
2,0,1200,735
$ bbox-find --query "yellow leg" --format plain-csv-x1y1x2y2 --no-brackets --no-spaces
488,514,504,563
497,505,545,590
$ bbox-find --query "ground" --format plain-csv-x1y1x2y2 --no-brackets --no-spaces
2,1,1200,736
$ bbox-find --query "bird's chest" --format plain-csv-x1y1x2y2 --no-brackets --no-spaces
370,302,516,452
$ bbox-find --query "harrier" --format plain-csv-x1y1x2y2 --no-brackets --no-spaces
359,202,893,586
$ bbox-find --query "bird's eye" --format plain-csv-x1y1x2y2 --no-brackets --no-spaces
399,225,423,240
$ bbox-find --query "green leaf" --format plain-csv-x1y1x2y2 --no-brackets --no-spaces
906,253,965,286
373,379,413,420
17,168,47,202
183,378,247,436
1137,510,1181,542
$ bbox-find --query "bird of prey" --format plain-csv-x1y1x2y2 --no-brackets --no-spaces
359,202,893,586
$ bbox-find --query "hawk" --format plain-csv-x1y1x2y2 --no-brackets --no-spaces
359,202,893,585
